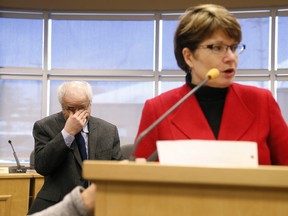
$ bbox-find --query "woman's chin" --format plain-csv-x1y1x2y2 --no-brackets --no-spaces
208,79,233,88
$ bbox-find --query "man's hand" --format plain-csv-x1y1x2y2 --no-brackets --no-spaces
64,109,89,136
81,183,96,214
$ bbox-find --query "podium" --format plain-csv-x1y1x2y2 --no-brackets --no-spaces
83,161,288,216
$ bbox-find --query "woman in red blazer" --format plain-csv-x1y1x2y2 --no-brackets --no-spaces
134,4,288,165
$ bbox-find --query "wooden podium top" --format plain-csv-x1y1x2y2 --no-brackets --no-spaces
83,160,288,188
83,161,288,216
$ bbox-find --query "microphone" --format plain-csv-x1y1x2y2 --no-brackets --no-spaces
129,68,220,161
8,140,27,173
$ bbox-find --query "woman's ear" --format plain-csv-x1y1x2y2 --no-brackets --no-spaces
182,47,194,68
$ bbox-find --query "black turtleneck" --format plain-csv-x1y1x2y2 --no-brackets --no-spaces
186,73,228,139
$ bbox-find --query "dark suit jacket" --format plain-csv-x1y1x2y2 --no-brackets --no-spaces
28,112,122,214
135,83,288,165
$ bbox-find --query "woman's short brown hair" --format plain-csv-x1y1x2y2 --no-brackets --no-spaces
174,4,242,73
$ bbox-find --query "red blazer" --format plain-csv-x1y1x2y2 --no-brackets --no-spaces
135,83,288,165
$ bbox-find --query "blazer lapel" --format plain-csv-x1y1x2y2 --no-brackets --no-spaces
70,140,83,165
171,95,216,139
218,85,255,140
87,118,98,160
170,84,255,141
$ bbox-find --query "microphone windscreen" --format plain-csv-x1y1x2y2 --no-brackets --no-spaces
206,68,220,80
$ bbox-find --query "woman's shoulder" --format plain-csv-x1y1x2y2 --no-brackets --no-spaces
150,84,189,102
231,82,271,95
231,83,273,104
143,84,189,111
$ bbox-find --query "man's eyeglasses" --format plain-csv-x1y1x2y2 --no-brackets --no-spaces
63,103,91,113
198,44,246,55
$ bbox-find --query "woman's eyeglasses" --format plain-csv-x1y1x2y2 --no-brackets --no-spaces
198,44,246,55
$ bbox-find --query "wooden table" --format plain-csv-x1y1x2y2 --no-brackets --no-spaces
0,172,44,216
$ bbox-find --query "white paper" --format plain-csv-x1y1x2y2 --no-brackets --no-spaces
0,167,9,174
157,140,258,167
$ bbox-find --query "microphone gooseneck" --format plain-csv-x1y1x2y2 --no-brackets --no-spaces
8,140,27,173
8,140,21,169
130,68,220,161
8,140,15,152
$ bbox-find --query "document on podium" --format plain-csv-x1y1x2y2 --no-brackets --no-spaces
157,140,258,167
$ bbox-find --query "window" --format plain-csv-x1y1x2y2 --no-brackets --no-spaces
51,19,154,70
0,16,43,68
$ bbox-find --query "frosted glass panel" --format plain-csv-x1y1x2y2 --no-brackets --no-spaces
237,17,270,70
0,80,42,161
277,16,288,69
0,18,43,68
51,20,154,70
161,20,179,70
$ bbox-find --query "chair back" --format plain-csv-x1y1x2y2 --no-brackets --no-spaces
121,144,134,159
